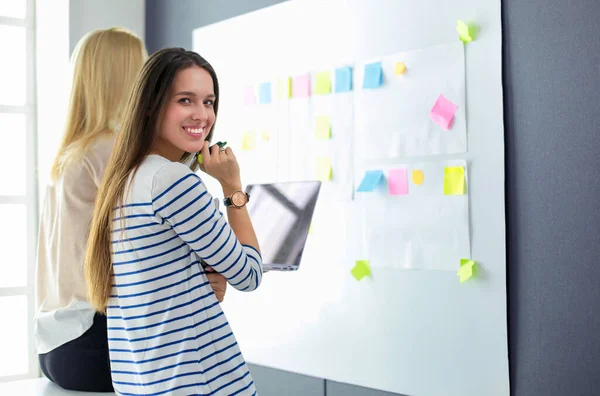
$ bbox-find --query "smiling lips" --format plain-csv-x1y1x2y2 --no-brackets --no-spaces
183,126,206,138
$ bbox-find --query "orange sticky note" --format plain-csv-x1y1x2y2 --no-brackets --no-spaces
394,62,406,75
412,170,424,185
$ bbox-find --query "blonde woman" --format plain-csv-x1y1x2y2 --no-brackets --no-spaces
34,29,228,392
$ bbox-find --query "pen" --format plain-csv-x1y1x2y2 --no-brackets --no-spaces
197,141,227,164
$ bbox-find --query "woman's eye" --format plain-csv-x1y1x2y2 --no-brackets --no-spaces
204,99,214,106
178,98,192,105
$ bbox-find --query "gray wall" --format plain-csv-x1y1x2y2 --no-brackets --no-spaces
146,0,600,395
503,0,600,395
69,0,145,53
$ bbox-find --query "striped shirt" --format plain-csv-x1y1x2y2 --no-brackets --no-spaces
108,155,262,396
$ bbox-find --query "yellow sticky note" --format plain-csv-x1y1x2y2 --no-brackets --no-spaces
315,116,331,140
261,130,270,141
308,223,313,234
394,62,406,75
316,157,332,182
351,260,371,281
314,71,331,95
412,169,424,185
278,77,291,99
457,20,473,43
444,166,465,195
458,259,476,283
242,131,256,151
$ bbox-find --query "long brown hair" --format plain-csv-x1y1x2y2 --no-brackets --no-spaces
85,48,220,313
50,27,147,181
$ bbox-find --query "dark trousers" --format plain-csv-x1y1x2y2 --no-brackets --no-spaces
39,313,114,392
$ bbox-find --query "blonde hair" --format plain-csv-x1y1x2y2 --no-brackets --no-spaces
85,48,220,313
50,27,147,181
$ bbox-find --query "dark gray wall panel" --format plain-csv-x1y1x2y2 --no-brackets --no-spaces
249,364,324,396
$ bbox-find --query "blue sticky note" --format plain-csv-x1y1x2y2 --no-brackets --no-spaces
363,62,383,89
259,82,272,104
357,170,384,192
335,66,353,93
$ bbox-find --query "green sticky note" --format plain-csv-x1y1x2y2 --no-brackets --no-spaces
458,258,476,283
315,116,331,140
314,71,332,95
457,20,473,43
444,166,465,195
351,260,371,281
316,157,332,182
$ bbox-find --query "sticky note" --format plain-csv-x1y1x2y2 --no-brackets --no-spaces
260,130,270,141
242,131,256,151
308,223,313,234
430,94,458,130
316,157,332,181
243,86,256,105
259,82,272,104
457,20,473,43
351,260,371,281
458,259,476,283
412,169,424,185
315,116,331,140
278,77,292,99
388,169,408,195
293,74,311,98
363,62,383,89
314,71,332,95
444,166,465,195
394,62,406,75
335,66,353,93
357,170,384,192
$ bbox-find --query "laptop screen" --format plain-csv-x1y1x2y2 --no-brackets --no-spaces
245,181,321,269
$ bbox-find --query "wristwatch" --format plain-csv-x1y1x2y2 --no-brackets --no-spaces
223,190,250,208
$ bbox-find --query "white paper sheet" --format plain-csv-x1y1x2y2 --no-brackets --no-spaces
355,42,467,159
359,160,470,271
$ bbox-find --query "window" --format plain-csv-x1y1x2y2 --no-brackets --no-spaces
0,0,38,382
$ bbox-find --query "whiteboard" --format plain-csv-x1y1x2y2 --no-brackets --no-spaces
193,1,508,395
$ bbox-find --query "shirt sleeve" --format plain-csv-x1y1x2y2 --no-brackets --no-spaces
150,162,263,291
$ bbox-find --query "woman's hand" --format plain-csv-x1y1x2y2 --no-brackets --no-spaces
198,142,241,193
205,265,227,302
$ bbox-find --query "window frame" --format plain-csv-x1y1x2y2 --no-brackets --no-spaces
0,0,39,382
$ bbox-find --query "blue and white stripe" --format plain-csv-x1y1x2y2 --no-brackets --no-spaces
107,156,261,395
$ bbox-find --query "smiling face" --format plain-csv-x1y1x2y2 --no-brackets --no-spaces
152,66,216,161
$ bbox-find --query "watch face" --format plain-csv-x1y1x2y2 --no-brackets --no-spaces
231,191,247,207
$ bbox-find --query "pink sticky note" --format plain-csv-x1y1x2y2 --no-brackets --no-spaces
244,86,256,105
430,94,458,130
388,168,408,195
293,74,311,98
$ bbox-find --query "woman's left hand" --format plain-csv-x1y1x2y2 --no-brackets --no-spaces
205,266,227,302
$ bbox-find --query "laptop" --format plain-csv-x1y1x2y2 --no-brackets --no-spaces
245,181,321,271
